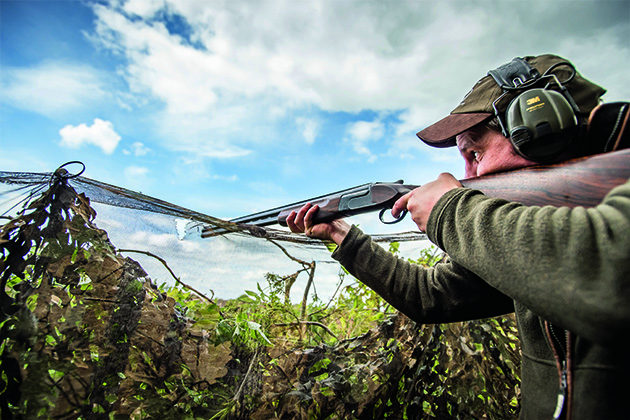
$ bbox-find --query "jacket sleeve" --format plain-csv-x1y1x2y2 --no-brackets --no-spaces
426,178,630,344
331,225,515,324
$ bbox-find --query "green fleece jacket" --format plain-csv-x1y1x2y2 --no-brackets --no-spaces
332,179,630,419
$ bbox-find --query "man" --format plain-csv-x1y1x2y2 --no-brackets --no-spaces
287,55,630,419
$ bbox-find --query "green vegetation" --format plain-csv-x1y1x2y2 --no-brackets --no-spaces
0,179,520,419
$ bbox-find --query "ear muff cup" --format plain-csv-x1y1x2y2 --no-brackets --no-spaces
505,88,578,161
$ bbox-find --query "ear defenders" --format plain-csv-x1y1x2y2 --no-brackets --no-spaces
489,58,580,162
504,88,578,161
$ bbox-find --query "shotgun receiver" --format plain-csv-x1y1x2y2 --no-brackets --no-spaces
201,149,630,238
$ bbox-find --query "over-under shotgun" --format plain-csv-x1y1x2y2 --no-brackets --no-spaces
201,149,630,238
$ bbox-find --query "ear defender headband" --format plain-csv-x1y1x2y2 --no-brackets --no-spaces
488,58,580,162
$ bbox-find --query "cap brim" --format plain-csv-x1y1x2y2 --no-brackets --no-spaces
416,113,493,147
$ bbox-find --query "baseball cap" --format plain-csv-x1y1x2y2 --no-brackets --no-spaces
417,54,607,148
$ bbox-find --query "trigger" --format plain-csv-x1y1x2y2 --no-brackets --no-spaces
379,208,407,224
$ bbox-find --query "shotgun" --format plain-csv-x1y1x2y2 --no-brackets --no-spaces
201,149,630,238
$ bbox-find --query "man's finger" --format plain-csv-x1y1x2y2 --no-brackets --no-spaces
392,193,410,218
287,211,303,233
304,204,319,224
293,203,312,230
286,210,296,228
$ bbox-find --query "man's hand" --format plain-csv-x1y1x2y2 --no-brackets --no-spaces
286,203,351,245
392,173,462,232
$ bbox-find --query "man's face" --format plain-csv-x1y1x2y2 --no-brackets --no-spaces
456,126,537,178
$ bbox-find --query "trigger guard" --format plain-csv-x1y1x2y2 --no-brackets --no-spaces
379,208,407,224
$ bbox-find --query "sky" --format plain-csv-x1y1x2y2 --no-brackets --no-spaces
1,0,630,237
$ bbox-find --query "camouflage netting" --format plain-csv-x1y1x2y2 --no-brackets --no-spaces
0,164,429,302
0,165,521,419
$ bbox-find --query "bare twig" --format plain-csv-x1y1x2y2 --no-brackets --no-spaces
266,237,311,266
117,248,222,317
300,262,316,322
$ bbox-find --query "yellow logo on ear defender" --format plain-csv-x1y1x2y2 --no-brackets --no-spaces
525,95,545,112
526,96,541,106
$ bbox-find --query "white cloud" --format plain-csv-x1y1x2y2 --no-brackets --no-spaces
124,165,150,178
92,1,435,114
1,62,105,117
123,141,151,156
123,0,166,18
347,120,385,142
295,117,319,144
59,118,122,154
345,119,385,161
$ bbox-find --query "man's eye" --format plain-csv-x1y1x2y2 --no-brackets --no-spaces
472,151,481,161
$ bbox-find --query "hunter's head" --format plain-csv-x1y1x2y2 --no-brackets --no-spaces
417,54,606,177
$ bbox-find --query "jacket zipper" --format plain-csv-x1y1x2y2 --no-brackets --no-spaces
544,321,573,420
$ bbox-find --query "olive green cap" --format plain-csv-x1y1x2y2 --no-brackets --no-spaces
417,54,607,147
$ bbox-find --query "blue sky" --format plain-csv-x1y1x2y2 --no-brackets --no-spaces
2,0,630,236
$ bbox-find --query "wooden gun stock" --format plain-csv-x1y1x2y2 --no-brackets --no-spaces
460,148,630,208
201,149,630,238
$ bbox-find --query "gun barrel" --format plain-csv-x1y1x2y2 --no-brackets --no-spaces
201,181,415,238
